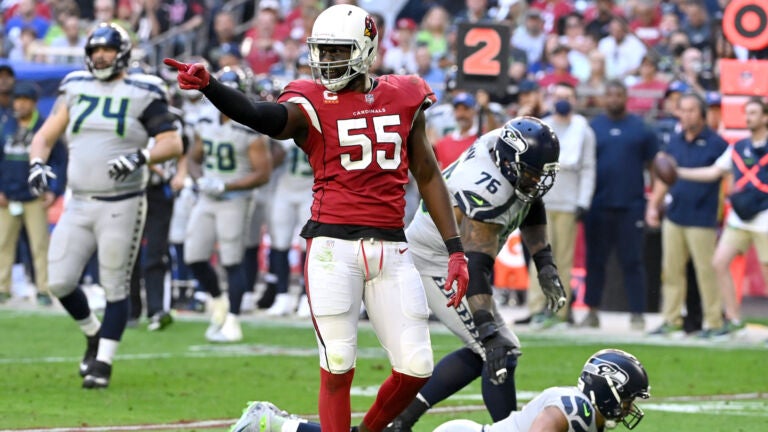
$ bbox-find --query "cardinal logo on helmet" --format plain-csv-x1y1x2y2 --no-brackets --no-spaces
364,15,377,41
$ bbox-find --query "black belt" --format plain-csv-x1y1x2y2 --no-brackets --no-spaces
92,190,145,202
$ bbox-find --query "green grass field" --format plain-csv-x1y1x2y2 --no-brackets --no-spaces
1,309,767,431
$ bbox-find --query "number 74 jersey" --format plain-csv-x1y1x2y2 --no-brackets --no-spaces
278,75,436,229
61,70,171,195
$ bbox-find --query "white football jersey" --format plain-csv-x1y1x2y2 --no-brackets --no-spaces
195,115,259,198
407,129,530,275
487,387,599,432
61,71,169,194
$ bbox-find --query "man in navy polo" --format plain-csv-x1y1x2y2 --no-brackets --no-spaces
582,80,658,330
646,93,728,337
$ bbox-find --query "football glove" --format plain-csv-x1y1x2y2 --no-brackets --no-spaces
108,150,148,181
538,264,567,313
445,252,469,308
27,158,56,196
476,321,517,385
197,176,226,197
163,58,211,90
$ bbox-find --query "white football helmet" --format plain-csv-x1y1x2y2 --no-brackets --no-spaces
307,4,378,91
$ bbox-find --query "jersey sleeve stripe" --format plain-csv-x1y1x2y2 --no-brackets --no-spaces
285,96,321,133
123,78,167,99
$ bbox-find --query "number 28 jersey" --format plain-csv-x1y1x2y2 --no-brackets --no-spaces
277,75,436,231
60,70,176,195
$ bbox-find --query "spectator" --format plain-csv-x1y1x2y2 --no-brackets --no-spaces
558,12,592,82
536,44,579,90
658,30,691,75
577,50,607,114
0,81,67,305
585,0,620,41
515,79,546,118
415,5,450,60
48,14,87,64
254,0,291,41
528,82,596,328
269,37,307,81
627,54,669,117
7,26,40,61
0,64,15,118
204,11,241,68
433,90,499,169
646,93,728,338
383,18,419,75
582,80,658,330
454,0,493,24
597,16,647,80
42,0,80,45
530,0,574,34
630,0,663,47
681,0,711,53
676,97,768,337
241,9,284,74
676,47,717,93
414,44,445,103
705,91,722,131
512,8,547,65
654,80,688,149
5,0,50,43
216,43,243,69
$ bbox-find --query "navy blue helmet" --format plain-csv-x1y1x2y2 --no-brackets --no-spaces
85,22,132,81
578,349,650,429
494,116,560,202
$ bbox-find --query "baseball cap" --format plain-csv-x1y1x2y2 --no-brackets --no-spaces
0,64,14,76
396,18,418,31
13,82,39,100
452,92,476,108
705,91,721,107
518,79,540,94
526,9,543,19
258,0,280,11
665,80,689,97
219,43,242,59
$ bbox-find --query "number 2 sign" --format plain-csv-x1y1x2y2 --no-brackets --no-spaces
456,23,510,97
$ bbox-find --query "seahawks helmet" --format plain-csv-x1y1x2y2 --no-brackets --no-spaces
215,66,250,93
494,117,559,202
578,349,650,429
307,4,378,91
85,22,132,81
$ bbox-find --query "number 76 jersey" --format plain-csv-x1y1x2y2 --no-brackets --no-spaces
61,70,173,195
278,75,436,229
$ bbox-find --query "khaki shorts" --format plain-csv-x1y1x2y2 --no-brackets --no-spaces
721,226,768,262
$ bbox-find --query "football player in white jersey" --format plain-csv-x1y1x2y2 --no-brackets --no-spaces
384,117,566,429
265,139,314,316
27,22,183,388
184,66,272,343
232,349,650,432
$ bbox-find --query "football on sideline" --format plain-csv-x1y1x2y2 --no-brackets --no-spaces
653,152,678,185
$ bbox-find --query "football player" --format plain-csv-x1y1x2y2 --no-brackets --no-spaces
165,4,469,431
388,117,566,429
28,22,183,388
234,349,651,432
184,66,272,342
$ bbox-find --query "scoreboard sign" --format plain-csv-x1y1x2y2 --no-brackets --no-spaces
456,22,510,97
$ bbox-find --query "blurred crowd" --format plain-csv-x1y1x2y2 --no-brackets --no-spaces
2,0,768,340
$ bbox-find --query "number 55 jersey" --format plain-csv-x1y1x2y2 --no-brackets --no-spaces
278,75,436,231
60,70,175,195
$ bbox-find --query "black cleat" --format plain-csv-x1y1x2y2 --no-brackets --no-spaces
79,333,100,377
82,360,111,389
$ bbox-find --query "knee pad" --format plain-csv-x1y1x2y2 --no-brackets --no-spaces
103,284,128,303
403,346,434,378
323,342,356,374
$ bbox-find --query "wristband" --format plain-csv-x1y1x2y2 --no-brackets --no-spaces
444,236,464,254
532,244,555,272
30,157,44,166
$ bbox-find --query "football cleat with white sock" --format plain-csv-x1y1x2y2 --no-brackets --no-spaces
207,313,243,343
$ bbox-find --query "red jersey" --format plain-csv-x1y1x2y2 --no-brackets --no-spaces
434,132,476,169
278,75,436,229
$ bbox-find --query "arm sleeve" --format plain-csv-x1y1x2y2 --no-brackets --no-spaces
520,198,546,228
139,98,178,137
202,78,288,137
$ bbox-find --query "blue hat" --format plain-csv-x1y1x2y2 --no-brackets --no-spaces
665,80,689,97
705,91,721,106
13,82,39,100
452,92,476,108
518,79,540,94
219,43,242,59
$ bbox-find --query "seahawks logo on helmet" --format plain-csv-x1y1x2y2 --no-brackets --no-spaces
364,16,377,41
585,361,630,387
499,127,528,155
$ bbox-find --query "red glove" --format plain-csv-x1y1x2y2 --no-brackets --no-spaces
163,58,210,90
445,252,469,308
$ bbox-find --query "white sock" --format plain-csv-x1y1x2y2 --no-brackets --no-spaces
281,419,305,432
96,338,119,365
77,313,101,337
